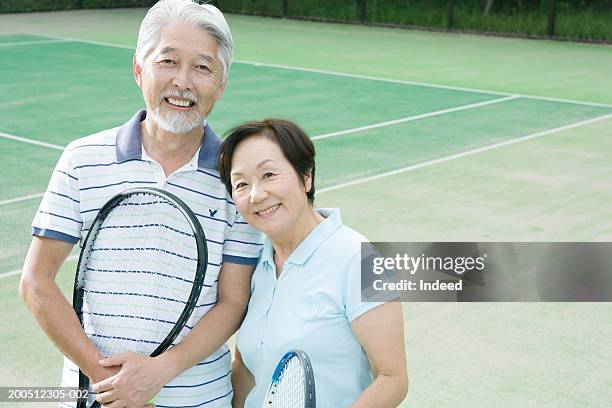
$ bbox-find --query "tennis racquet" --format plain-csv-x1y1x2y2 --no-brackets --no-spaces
72,187,208,408
262,349,316,408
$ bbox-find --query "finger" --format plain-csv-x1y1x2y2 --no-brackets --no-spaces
99,352,129,367
95,390,115,405
92,380,113,393
101,400,124,408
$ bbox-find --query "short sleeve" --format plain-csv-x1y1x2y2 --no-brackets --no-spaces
222,210,263,265
32,147,81,244
343,250,386,322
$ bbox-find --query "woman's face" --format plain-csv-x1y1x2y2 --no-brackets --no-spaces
230,134,312,240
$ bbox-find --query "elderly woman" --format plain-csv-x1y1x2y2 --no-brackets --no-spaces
218,119,408,407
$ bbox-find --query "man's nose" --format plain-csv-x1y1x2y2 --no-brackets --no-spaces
172,65,193,90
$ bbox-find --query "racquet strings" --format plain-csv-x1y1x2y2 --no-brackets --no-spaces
80,192,199,358
270,356,306,407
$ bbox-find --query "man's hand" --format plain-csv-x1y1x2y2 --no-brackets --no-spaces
89,363,121,385
93,352,171,407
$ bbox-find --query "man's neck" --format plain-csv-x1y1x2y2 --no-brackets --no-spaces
140,116,204,177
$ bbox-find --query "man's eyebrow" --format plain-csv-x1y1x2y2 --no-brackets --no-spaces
198,54,214,63
158,46,176,55
157,47,214,63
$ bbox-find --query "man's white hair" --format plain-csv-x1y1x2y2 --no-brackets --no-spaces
136,0,234,84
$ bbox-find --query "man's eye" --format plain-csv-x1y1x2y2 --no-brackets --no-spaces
197,65,211,72
160,59,175,64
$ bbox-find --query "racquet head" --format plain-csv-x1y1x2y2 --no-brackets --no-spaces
262,349,316,408
73,187,207,408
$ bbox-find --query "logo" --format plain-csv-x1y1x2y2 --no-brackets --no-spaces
209,209,218,218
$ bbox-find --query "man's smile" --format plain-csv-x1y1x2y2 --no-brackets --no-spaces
165,97,196,108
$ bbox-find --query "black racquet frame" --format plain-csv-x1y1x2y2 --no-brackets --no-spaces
72,187,208,408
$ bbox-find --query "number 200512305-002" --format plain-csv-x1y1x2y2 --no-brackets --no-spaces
0,387,89,402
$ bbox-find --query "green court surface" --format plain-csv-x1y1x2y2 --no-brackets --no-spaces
1,8,611,408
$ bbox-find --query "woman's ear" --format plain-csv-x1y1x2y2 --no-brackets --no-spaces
304,169,313,194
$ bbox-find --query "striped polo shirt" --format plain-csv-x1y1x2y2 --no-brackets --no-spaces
33,109,263,408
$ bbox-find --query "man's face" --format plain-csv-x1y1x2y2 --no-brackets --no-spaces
134,23,226,134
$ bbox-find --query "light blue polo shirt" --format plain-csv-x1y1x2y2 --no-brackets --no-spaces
236,208,384,408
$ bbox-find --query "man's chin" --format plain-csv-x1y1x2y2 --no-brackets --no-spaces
151,110,203,134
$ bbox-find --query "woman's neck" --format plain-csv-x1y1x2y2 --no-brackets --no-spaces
271,207,325,273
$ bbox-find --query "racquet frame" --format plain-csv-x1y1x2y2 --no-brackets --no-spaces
73,187,208,408
264,349,316,408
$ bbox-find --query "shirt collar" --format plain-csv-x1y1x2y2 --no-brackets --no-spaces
115,109,222,170
260,208,343,268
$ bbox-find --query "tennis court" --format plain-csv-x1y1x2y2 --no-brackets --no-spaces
1,8,611,407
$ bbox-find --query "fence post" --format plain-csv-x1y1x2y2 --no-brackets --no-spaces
446,0,454,31
357,0,367,23
282,0,288,18
547,0,557,38
76,0,82,9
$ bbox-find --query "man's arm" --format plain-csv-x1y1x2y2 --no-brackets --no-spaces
93,261,255,406
19,236,119,382
162,261,254,371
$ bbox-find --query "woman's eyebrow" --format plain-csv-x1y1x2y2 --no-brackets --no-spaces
231,159,275,177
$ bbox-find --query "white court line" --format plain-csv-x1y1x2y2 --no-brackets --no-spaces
0,131,64,150
0,193,44,207
317,112,612,195
234,60,612,109
0,254,79,280
312,95,519,141
0,39,72,47
27,32,135,50
3,110,611,209
0,95,518,207
2,113,612,279
2,32,611,202
26,32,612,109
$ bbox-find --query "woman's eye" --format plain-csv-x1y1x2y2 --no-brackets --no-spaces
263,172,275,179
235,182,247,189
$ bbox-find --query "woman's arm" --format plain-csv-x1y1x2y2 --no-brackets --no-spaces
231,346,255,408
350,302,408,408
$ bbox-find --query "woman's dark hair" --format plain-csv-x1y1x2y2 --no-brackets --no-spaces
218,119,316,203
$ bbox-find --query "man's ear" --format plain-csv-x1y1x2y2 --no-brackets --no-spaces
133,54,143,89
214,79,227,102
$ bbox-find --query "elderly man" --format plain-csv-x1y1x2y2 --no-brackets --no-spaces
19,1,262,407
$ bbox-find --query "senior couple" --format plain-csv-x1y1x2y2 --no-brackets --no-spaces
20,0,408,407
